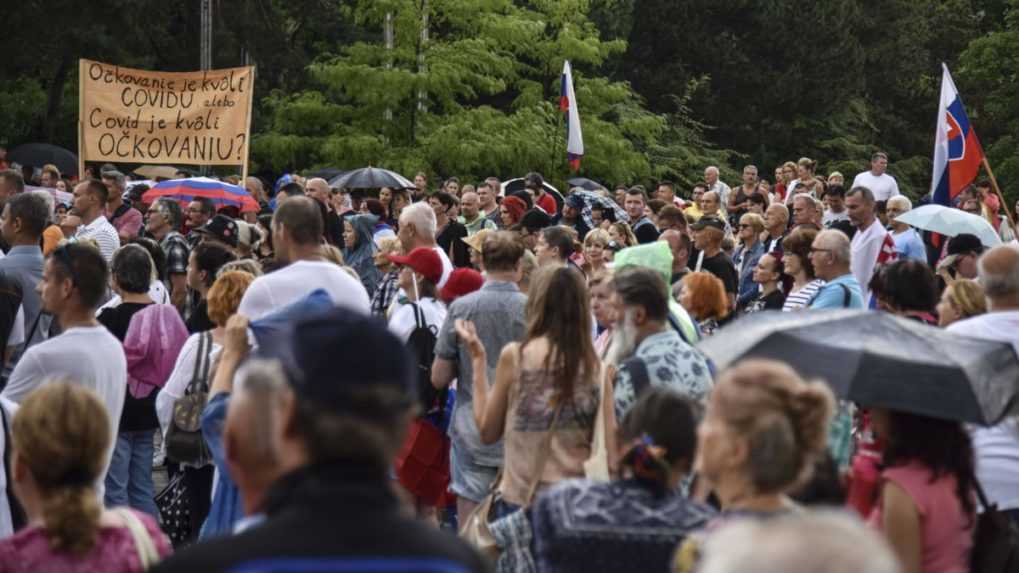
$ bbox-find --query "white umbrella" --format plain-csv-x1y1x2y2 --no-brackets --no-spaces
895,204,1002,248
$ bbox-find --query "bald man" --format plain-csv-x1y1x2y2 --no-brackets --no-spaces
763,203,789,253
305,177,343,247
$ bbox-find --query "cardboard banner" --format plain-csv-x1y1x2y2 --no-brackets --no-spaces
79,59,254,168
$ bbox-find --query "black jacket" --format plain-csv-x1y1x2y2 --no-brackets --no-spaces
152,461,490,573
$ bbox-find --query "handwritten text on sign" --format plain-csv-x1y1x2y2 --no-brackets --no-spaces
79,59,253,166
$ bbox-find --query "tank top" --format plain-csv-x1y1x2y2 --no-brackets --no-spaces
869,462,974,573
498,345,599,507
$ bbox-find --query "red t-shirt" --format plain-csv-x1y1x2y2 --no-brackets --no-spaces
536,193,557,216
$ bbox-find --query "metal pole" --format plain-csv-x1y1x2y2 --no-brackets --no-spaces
418,0,427,113
200,0,212,176
200,0,213,71
384,12,393,123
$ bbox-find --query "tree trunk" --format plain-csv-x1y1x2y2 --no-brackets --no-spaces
42,53,72,143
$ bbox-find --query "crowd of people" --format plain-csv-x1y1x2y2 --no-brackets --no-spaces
0,151,1014,573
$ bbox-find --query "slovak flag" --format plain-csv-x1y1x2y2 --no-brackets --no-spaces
560,60,584,171
931,63,984,206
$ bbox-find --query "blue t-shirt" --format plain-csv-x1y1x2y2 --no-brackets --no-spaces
808,274,864,309
891,228,927,262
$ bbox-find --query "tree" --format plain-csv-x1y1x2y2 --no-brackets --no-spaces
959,0,1019,205
251,0,730,190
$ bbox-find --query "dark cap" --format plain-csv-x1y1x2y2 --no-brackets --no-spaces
289,307,415,411
195,214,239,248
520,208,553,232
947,233,984,256
691,216,725,232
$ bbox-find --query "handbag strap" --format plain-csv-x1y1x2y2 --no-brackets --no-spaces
973,476,994,512
113,507,160,569
186,332,213,395
525,400,565,505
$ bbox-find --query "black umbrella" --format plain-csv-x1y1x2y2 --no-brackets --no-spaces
8,143,78,176
502,177,565,214
329,167,412,190
696,310,1019,425
567,177,606,191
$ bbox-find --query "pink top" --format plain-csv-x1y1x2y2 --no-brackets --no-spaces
0,510,172,573
869,462,973,573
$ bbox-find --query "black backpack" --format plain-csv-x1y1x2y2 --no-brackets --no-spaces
406,303,443,412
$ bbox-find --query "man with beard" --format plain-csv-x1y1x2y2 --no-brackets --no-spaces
606,267,713,419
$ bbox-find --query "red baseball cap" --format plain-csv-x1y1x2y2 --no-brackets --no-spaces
387,247,443,284
440,268,484,303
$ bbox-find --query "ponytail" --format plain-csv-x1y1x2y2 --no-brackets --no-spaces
40,484,102,555
621,435,673,496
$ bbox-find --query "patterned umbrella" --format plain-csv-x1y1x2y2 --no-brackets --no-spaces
142,177,259,213
567,189,630,227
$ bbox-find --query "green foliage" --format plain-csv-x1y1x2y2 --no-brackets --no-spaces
250,0,713,192
959,0,1019,205
0,80,47,145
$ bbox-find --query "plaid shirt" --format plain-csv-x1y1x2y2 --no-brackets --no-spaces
161,232,190,277
371,270,400,318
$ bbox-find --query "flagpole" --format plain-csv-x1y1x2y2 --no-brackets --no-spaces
981,157,1015,225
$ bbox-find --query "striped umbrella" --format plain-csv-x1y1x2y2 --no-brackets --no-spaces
142,177,259,213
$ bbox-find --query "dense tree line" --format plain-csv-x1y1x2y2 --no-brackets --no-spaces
1,0,1016,202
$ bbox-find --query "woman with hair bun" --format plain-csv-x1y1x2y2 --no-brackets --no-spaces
0,383,172,570
529,388,717,573
674,359,835,572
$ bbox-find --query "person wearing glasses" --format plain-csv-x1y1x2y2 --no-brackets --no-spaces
807,230,864,309
732,213,766,310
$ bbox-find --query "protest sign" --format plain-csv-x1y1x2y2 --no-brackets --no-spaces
78,59,254,176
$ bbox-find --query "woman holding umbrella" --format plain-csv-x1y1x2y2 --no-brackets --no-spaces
867,409,977,573
342,214,383,296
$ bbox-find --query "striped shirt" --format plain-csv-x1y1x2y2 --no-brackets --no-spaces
75,215,121,263
782,278,825,311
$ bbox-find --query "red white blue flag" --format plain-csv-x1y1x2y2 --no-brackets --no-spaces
931,64,984,206
560,61,584,171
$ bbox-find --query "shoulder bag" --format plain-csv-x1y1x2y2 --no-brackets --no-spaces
113,507,161,570
165,332,213,465
460,397,564,560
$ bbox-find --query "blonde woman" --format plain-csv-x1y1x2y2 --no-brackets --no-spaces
583,229,611,276
608,222,637,251
0,383,171,569
936,278,987,327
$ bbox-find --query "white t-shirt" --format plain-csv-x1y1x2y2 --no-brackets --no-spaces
6,306,24,347
823,209,849,227
96,281,171,315
0,397,16,539
851,171,900,202
1,325,127,499
850,219,888,306
238,260,371,320
948,311,1019,510
74,215,121,263
388,297,447,343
